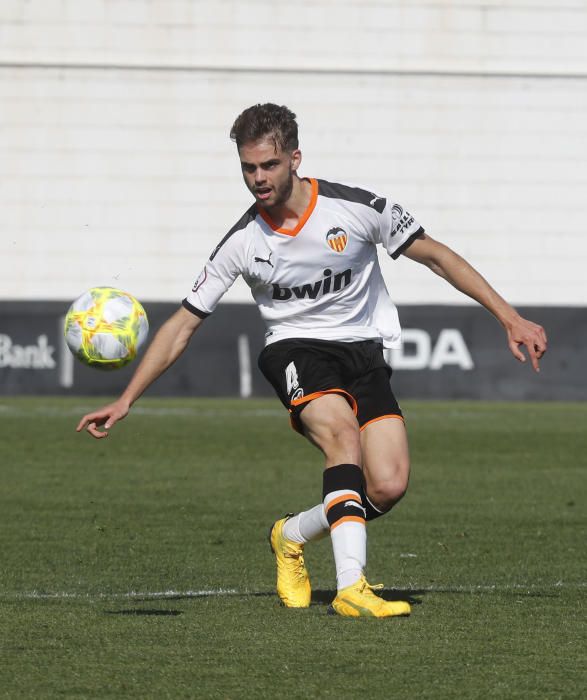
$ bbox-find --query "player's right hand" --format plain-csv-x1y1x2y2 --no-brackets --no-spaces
76,400,130,439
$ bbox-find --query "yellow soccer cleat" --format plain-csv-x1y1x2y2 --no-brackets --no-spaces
330,576,411,618
269,515,311,608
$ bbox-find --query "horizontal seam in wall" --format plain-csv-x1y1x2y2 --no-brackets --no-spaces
0,61,586,81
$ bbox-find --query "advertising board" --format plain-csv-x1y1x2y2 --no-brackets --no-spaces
1,302,584,400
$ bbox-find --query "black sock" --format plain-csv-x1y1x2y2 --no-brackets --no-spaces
360,484,387,521
323,463,366,528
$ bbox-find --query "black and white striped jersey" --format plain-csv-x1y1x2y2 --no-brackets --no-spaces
183,178,424,348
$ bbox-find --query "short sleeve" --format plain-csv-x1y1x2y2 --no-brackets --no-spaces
183,232,246,317
376,199,425,259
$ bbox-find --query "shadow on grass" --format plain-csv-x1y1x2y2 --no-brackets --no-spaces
131,589,424,605
128,586,559,606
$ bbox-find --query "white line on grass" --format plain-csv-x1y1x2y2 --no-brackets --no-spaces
0,404,284,418
5,588,241,601
3,582,585,602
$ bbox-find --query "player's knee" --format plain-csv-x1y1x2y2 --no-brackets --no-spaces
371,484,407,511
368,465,410,511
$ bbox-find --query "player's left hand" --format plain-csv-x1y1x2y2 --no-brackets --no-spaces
76,398,130,439
505,316,547,372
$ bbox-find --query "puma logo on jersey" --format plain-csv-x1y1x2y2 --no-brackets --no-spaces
369,193,387,213
254,252,274,267
272,268,352,301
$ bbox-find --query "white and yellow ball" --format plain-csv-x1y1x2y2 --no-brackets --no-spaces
64,287,148,370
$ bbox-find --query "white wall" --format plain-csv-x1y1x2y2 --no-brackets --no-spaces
1,0,586,306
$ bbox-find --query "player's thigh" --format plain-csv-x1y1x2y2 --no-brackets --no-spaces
300,393,362,467
360,417,410,504
258,338,358,433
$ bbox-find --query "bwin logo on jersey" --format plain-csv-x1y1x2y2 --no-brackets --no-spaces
272,268,352,301
326,227,348,253
369,193,387,213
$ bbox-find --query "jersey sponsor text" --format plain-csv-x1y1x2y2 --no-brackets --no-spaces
272,268,352,301
184,179,424,347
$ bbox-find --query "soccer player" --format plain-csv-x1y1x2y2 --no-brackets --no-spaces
77,103,547,618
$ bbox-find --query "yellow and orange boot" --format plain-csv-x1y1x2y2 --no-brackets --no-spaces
269,515,311,608
330,576,411,618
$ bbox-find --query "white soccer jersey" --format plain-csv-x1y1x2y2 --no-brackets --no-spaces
183,178,424,348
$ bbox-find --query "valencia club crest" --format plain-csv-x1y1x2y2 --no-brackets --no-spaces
326,227,348,253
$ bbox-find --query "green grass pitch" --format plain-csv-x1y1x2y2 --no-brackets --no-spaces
0,397,585,699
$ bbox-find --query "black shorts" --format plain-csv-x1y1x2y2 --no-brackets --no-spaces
258,338,403,434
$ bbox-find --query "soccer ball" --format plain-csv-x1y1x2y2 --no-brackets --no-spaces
64,287,149,369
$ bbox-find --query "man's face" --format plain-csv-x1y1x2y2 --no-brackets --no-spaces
238,137,301,209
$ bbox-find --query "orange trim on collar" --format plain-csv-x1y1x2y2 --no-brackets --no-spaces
257,178,318,237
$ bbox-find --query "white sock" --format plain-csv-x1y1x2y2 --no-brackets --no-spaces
282,504,329,544
324,489,366,590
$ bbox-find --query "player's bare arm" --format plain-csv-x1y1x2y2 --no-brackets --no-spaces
76,307,204,439
403,232,547,372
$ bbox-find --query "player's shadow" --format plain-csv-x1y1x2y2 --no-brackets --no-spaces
115,587,558,607
311,589,424,606
129,590,425,605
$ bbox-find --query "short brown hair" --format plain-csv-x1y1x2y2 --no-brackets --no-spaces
230,103,299,152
